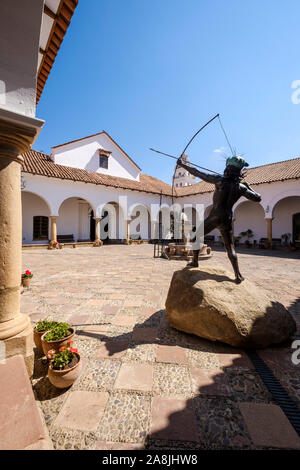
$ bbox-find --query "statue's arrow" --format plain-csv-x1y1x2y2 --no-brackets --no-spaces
149,148,222,176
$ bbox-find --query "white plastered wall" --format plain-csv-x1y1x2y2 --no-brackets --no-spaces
51,133,140,181
21,191,51,244
21,172,300,244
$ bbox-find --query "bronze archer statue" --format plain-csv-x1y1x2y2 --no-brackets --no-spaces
177,155,261,283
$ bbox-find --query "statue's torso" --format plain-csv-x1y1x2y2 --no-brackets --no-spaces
210,178,242,220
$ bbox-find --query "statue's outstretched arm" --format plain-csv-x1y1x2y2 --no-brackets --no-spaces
240,182,262,202
178,161,221,184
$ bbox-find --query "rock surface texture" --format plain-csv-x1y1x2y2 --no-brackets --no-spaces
165,266,296,348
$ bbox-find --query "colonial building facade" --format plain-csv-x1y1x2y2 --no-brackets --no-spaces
21,131,300,247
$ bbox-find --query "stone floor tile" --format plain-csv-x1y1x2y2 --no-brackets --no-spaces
101,305,120,315
98,392,150,443
69,314,92,325
150,397,198,442
239,402,300,449
194,396,251,449
112,314,138,327
0,356,47,450
95,341,129,359
132,327,159,343
217,352,254,369
29,312,49,322
190,368,231,395
73,359,121,391
54,391,108,432
153,363,192,396
114,363,153,392
156,345,187,364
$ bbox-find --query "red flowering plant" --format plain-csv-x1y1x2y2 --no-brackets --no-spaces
22,269,33,279
47,340,79,370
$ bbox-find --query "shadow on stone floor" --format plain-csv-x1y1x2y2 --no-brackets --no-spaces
143,353,300,450
32,313,300,449
75,310,234,357
75,306,297,357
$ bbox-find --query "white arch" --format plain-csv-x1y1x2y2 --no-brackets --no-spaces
21,190,53,214
233,198,265,219
268,190,300,217
98,200,126,240
128,203,151,240
57,195,96,215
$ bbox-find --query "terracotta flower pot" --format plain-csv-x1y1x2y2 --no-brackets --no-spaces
48,353,82,389
22,278,31,287
41,328,75,355
33,329,48,354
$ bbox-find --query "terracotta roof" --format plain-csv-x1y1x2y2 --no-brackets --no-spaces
21,151,300,198
176,157,300,196
21,150,172,196
51,131,141,171
37,0,78,104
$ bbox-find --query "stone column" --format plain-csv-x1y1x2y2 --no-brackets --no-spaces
94,217,101,240
0,110,44,375
126,219,131,244
50,216,58,243
266,218,273,243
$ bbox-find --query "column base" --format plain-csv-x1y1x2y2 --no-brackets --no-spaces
0,313,31,340
1,318,34,377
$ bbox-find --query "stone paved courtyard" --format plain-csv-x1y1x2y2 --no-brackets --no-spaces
21,245,300,450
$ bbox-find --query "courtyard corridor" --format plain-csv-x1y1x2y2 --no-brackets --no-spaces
22,245,300,450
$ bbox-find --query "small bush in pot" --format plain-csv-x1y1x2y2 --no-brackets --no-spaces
33,319,59,353
41,322,75,355
21,269,33,287
47,343,81,388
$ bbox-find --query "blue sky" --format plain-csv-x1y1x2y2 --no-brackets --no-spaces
35,0,300,183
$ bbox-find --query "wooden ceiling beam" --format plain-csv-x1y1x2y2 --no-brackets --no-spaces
44,4,57,20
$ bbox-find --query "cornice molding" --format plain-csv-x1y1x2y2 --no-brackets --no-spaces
0,109,44,163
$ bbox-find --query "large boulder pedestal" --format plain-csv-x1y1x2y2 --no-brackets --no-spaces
165,266,296,349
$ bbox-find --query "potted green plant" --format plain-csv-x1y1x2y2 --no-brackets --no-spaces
41,322,75,355
33,319,59,353
21,269,33,287
47,342,81,389
281,233,291,247
238,229,254,247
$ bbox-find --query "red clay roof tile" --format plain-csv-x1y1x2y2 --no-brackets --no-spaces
22,150,300,198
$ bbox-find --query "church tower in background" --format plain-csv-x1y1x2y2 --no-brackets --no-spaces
174,154,197,187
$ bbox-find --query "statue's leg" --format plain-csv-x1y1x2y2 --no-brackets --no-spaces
187,216,218,267
220,227,244,283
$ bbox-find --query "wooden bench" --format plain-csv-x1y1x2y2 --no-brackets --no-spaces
259,237,281,249
57,234,74,243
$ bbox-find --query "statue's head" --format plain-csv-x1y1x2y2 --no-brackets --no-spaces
224,155,249,179
226,155,249,170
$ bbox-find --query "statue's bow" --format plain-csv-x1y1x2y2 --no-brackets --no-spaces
172,113,220,202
